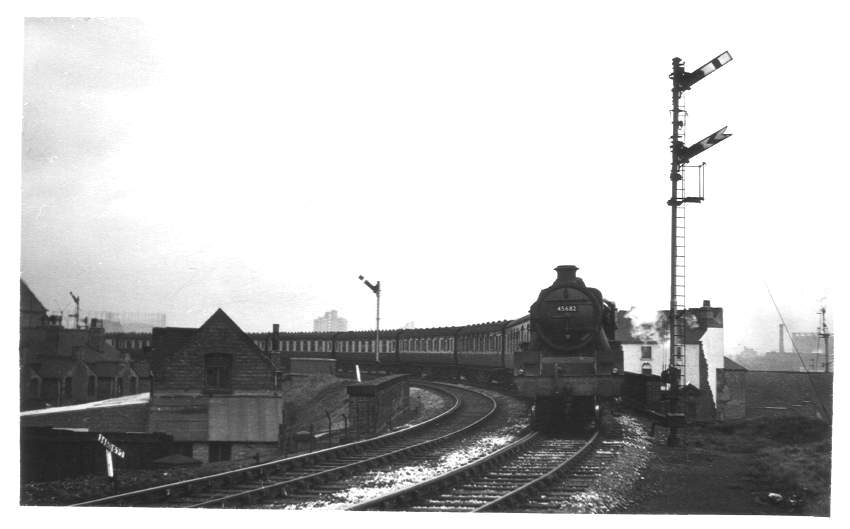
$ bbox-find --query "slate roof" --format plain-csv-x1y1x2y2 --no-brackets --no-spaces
35,358,78,379
157,309,278,373
20,280,47,315
151,326,196,374
90,362,129,378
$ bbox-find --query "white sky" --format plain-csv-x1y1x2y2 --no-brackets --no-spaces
11,2,846,357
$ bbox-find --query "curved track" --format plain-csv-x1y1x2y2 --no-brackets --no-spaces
73,382,497,508
351,430,598,512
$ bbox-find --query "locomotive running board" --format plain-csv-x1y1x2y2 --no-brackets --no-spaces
513,374,623,398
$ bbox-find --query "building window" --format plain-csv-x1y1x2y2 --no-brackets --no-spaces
97,377,112,398
641,345,652,359
208,442,232,463
29,378,39,398
130,377,137,394
64,377,73,399
205,354,232,390
88,376,96,397
116,377,124,396
641,362,652,375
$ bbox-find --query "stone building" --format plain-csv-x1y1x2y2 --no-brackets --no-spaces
147,309,284,463
20,280,144,410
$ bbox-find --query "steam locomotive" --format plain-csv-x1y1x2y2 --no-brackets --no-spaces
514,265,623,429
253,265,623,429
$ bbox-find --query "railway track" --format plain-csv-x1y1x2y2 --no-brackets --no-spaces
349,431,596,512
351,414,630,513
73,382,498,508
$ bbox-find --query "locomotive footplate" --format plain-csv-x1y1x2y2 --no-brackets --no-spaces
513,374,623,399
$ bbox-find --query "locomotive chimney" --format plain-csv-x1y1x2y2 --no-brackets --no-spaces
555,265,579,283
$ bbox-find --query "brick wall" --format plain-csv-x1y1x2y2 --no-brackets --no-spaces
148,395,209,441
716,369,747,421
192,442,209,462
745,371,832,420
21,428,172,483
230,442,279,462
347,375,410,438
715,370,832,421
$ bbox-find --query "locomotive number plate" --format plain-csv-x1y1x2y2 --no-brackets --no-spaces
556,305,578,312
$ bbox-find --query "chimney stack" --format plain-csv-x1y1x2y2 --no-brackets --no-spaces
554,265,579,283
779,323,785,354
272,323,280,352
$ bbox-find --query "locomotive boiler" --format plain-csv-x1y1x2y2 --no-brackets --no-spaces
513,265,623,430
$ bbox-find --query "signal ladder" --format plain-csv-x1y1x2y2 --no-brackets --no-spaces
672,173,688,387
672,162,706,388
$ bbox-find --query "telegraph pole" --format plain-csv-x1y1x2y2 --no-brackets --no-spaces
666,52,732,446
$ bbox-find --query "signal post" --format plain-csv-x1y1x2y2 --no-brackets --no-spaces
666,52,732,446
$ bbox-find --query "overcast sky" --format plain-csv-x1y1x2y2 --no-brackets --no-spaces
16,3,845,354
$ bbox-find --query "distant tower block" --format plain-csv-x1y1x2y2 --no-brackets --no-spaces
314,310,348,332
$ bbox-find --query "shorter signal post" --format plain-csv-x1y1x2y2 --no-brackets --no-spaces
358,275,381,363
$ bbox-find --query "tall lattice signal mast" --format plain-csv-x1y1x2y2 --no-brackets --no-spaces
666,52,733,446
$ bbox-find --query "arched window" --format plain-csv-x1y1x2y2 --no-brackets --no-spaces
641,362,652,375
205,354,233,389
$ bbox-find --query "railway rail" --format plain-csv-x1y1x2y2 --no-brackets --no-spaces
349,429,599,512
73,382,497,508
349,412,638,513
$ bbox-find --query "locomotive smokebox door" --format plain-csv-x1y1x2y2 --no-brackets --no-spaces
530,265,603,354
